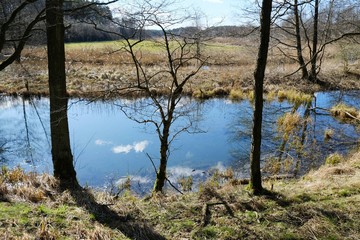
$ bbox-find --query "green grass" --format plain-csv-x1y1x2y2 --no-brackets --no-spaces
65,39,245,52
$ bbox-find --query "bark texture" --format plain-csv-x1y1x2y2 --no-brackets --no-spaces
250,0,272,195
46,0,78,187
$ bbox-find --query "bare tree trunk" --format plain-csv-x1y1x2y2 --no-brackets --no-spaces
250,0,272,195
46,0,78,188
309,0,319,82
294,0,309,79
153,123,170,192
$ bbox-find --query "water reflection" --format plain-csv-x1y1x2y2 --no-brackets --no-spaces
229,91,359,177
0,96,51,169
0,91,359,194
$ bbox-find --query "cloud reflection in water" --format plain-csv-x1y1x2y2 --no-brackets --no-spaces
111,140,150,154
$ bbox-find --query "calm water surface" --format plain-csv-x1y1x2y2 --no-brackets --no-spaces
0,91,359,193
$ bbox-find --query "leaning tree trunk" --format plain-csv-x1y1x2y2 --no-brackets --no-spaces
46,0,78,188
309,0,319,82
250,0,272,195
294,0,309,79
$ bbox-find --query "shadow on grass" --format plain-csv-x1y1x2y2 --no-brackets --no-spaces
68,187,166,240
260,188,293,207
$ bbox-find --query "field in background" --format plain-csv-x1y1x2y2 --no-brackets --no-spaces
0,38,359,98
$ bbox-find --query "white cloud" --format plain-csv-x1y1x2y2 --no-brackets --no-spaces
95,139,112,146
112,144,133,154
112,140,150,154
133,140,149,153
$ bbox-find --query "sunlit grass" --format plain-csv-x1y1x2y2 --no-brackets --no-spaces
228,89,245,100
277,89,313,107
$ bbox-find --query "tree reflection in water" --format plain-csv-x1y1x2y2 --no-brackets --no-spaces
228,91,360,178
0,91,358,192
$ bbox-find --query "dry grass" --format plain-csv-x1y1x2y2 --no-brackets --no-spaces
1,38,360,99
229,89,245,100
277,89,313,107
330,103,359,122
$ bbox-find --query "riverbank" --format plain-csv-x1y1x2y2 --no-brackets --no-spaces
1,39,360,99
1,148,359,239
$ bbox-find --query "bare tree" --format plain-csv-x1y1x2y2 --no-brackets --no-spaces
294,0,309,79
309,0,319,82
250,0,272,195
273,0,360,82
92,0,207,193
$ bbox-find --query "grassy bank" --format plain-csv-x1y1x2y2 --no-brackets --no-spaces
1,148,359,239
0,39,359,99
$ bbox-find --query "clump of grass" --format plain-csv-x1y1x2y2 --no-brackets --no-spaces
330,103,358,121
265,90,277,102
1,166,26,183
229,89,245,101
325,152,343,165
0,166,57,203
192,89,214,99
277,90,312,107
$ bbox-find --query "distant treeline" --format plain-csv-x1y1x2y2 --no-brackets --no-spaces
65,24,256,43
0,0,254,46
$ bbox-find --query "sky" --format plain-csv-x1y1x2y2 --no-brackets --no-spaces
181,0,241,26
108,0,254,27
